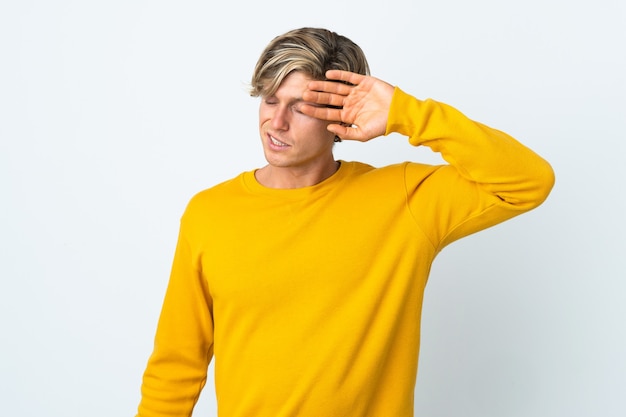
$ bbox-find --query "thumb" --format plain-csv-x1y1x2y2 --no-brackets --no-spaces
327,123,362,142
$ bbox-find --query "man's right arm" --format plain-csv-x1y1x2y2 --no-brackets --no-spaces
137,221,214,417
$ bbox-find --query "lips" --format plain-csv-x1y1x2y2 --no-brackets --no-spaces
269,135,289,148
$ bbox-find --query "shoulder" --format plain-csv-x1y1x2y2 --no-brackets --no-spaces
343,160,440,183
181,172,249,220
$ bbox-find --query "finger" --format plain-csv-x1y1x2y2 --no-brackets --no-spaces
299,104,343,122
306,80,353,96
325,70,366,86
327,123,363,142
302,90,344,107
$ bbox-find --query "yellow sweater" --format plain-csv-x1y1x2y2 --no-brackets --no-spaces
137,88,554,417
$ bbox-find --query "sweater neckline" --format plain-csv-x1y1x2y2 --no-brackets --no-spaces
241,160,351,198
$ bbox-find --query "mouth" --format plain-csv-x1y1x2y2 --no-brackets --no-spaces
269,135,290,148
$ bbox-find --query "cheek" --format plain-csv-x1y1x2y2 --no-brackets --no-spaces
258,108,271,127
295,113,331,132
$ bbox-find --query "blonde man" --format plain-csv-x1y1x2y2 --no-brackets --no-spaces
137,27,554,417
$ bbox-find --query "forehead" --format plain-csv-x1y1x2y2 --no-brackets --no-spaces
267,71,312,98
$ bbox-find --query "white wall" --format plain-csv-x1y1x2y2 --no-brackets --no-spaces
1,1,624,416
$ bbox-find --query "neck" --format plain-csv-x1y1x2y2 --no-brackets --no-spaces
255,160,340,189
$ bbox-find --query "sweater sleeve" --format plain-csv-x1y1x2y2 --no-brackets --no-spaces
136,214,214,417
386,87,555,251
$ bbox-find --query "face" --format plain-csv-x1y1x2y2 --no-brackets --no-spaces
258,71,336,172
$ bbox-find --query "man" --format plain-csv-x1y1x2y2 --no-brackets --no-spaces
136,27,554,417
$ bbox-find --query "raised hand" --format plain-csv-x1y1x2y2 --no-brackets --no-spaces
301,70,395,142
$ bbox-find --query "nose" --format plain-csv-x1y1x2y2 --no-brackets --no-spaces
270,105,289,131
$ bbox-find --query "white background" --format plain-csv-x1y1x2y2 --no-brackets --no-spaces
1,1,625,416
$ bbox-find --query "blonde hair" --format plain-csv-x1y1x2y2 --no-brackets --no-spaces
250,27,370,97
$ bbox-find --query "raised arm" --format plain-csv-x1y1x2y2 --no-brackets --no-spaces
303,70,555,248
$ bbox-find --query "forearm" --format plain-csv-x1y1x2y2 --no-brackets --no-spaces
386,87,555,210
138,345,212,417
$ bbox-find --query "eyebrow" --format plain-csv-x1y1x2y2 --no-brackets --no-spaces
264,95,304,104
289,98,306,106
